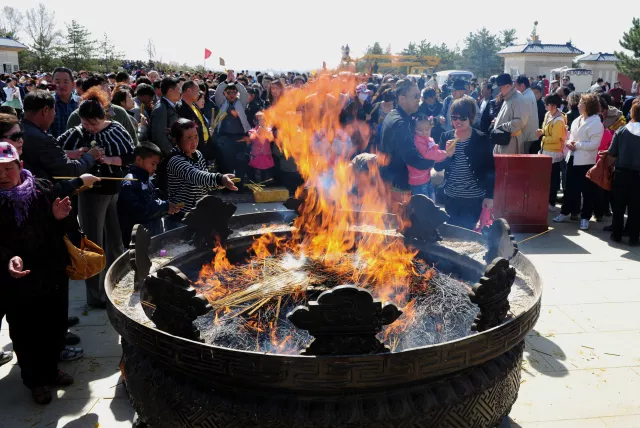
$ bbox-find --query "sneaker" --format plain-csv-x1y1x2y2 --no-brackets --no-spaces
52,370,74,386
0,351,13,367
548,205,558,212
580,219,589,230
553,213,571,223
32,386,52,405
59,346,83,362
65,332,81,346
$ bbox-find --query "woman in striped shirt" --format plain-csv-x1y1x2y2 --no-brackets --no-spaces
59,87,136,308
165,119,237,229
434,97,496,230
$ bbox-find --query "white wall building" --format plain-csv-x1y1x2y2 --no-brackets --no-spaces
577,53,619,84
0,37,28,73
497,40,584,78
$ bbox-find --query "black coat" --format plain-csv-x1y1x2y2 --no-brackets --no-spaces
480,99,503,134
379,106,435,190
435,128,496,199
176,99,215,161
0,177,82,298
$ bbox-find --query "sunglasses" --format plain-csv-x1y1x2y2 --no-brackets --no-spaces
2,131,23,141
451,115,468,122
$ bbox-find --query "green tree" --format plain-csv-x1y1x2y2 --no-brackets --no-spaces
63,20,95,70
461,27,503,78
500,29,517,47
0,6,24,40
366,42,383,55
98,33,123,72
615,18,640,81
24,3,63,69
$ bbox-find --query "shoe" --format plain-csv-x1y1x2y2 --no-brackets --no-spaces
553,213,571,223
580,219,590,230
548,205,558,212
570,215,580,221
65,332,81,346
32,386,52,405
604,225,613,232
67,316,80,327
59,346,83,362
52,370,74,386
0,351,13,367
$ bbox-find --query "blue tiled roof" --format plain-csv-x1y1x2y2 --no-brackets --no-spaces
498,43,584,55
578,53,618,62
0,37,28,49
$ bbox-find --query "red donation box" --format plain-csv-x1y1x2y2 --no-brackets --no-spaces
493,155,552,233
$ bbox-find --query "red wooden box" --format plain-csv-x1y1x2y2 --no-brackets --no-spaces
493,155,552,233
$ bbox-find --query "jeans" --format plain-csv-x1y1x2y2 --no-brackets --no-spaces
79,192,124,307
444,195,484,230
612,168,640,242
560,157,596,220
411,182,436,201
216,135,249,189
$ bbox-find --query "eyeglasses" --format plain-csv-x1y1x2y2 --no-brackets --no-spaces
2,131,23,141
451,115,468,122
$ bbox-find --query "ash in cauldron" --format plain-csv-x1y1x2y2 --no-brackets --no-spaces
106,195,541,428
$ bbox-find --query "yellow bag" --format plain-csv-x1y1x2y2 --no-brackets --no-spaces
63,234,106,280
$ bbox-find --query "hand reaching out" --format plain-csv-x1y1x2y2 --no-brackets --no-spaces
221,174,238,191
8,256,30,279
52,197,72,220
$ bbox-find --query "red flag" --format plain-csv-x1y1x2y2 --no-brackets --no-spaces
204,48,212,60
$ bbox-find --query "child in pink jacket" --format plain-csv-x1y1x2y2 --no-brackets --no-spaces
407,115,448,200
247,112,275,183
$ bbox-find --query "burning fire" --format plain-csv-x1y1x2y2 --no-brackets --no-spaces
196,72,436,353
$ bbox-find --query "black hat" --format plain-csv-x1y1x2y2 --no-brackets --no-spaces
452,79,466,91
496,73,513,87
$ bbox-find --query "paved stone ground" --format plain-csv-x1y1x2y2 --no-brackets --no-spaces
2,204,640,427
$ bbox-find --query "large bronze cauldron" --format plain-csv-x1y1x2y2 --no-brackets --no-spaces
106,207,541,428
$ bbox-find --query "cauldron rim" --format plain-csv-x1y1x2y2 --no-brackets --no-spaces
106,209,542,391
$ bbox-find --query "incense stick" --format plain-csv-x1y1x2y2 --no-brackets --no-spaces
53,176,138,181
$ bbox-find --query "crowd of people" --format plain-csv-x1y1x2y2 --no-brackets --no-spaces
0,64,639,405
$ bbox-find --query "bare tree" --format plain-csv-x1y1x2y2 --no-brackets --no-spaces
24,3,62,69
0,6,24,39
145,38,156,64
99,33,123,72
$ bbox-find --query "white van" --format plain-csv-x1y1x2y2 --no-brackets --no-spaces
435,70,475,88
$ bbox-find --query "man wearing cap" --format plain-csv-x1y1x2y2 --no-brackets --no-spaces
340,84,373,125
493,73,527,154
439,79,472,132
514,76,539,153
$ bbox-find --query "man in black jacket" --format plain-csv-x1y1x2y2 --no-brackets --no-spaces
176,80,211,159
150,77,180,155
379,79,435,190
21,91,102,182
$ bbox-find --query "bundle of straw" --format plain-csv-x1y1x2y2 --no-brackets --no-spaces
246,178,273,193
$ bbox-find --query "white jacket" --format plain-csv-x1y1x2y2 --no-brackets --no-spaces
567,114,604,166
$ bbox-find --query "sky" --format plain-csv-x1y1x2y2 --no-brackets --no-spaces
5,0,639,72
